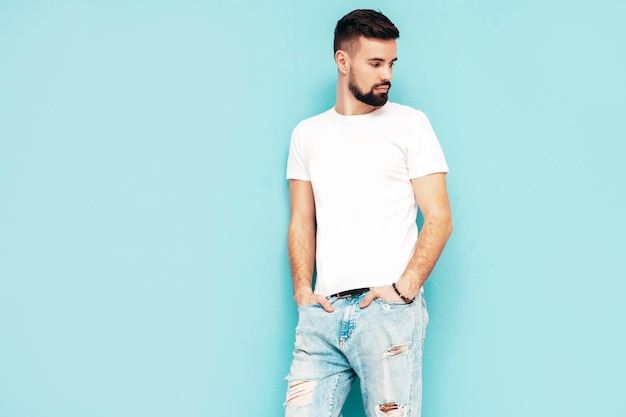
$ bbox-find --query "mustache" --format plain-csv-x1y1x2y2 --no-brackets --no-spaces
374,82,392,89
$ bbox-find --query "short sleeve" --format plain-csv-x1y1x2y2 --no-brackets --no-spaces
406,111,449,179
286,124,310,180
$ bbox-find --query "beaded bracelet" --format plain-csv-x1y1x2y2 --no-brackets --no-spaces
392,282,415,304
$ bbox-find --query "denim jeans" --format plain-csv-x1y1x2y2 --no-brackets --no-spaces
284,290,428,417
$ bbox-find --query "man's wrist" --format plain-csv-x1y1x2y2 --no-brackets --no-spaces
293,288,314,304
392,282,415,304
395,278,421,301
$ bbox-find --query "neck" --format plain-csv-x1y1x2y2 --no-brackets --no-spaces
334,82,381,116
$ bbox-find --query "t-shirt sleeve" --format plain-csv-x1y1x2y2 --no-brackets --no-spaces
286,124,310,180
406,111,449,179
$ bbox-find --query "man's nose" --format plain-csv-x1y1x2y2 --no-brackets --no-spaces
380,66,392,81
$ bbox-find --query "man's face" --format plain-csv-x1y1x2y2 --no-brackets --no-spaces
348,37,397,107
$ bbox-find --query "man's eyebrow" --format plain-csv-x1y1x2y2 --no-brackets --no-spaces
367,57,398,62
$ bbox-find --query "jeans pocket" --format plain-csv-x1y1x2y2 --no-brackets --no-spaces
297,303,322,310
374,296,413,307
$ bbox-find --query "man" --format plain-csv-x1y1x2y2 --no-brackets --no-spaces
284,9,452,417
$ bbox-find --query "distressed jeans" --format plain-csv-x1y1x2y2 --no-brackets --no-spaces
284,291,428,417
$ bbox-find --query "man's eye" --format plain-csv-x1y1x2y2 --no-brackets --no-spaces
371,62,380,67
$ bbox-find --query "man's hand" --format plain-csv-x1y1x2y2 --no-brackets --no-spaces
360,284,412,308
295,289,334,312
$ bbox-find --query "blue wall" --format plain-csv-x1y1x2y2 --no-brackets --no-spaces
1,1,625,416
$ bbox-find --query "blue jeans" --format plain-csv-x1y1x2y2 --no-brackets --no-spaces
284,291,428,417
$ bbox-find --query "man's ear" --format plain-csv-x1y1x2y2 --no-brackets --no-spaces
335,50,350,75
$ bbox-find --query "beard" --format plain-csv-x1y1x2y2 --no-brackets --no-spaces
348,70,391,107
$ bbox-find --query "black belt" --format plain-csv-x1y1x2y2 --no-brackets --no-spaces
329,287,370,299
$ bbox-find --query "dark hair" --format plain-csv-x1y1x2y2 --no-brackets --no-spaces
334,9,400,55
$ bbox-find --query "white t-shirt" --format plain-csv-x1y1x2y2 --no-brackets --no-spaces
286,102,448,297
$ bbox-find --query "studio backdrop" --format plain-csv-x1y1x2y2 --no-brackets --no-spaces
1,1,625,416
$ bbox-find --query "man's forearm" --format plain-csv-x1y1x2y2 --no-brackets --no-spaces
398,214,452,297
288,223,316,300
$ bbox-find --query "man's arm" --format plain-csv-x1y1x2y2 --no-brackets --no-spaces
288,179,334,312
397,172,452,297
361,173,452,307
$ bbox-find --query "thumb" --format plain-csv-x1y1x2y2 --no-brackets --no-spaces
360,291,377,309
317,296,335,313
